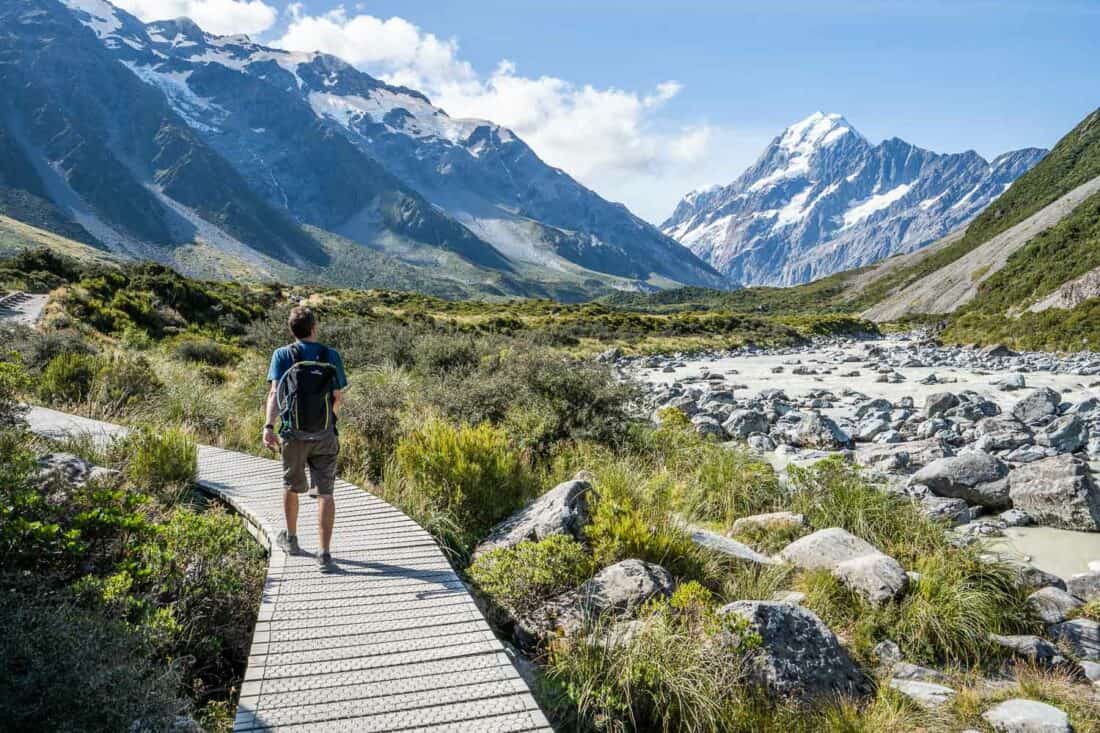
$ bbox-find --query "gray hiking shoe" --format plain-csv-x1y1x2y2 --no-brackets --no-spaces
276,530,300,555
317,551,335,573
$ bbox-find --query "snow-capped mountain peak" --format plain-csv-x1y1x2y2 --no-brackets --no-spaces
778,111,860,155
662,113,1046,286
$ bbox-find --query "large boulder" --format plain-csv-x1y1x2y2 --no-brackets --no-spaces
473,478,594,558
833,553,909,605
513,559,673,649
720,601,871,700
910,452,1011,508
1012,387,1062,426
988,634,1064,667
772,412,852,450
778,528,878,570
722,409,769,439
1027,586,1083,625
1008,455,1100,531
982,699,1071,733
925,392,959,418
779,528,907,605
1034,414,1087,453
974,417,1034,452
1048,618,1100,660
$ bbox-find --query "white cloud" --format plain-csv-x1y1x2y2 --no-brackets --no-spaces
272,6,760,222
112,0,277,36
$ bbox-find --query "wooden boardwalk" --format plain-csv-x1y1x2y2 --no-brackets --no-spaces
25,407,553,733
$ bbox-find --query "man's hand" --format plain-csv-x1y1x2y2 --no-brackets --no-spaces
263,425,279,451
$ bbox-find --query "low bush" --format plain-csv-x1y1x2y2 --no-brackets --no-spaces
0,586,186,732
125,425,198,491
337,366,410,482
544,590,759,732
91,354,163,414
730,521,810,555
38,351,101,405
388,418,533,552
676,445,785,529
173,337,239,367
469,535,595,615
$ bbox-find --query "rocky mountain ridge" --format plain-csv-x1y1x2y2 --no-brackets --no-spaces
0,0,724,299
663,112,1045,286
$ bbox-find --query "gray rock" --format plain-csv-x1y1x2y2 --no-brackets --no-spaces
981,344,1018,358
1026,586,1083,625
692,415,728,440
890,662,947,682
910,452,1011,508
1035,414,1087,453
988,634,1063,667
888,678,956,708
1080,660,1100,682
920,496,971,525
514,559,673,648
974,417,1033,452
1012,388,1062,426
1008,455,1100,531
982,699,1070,733
925,392,960,418
773,412,852,450
873,639,902,669
999,509,1033,527
473,478,594,558
1048,618,1100,660
856,417,890,442
747,434,776,452
731,512,806,535
687,525,777,565
995,373,1027,391
1068,571,1100,601
833,553,909,605
720,601,871,699
723,409,769,439
1002,560,1068,593
778,527,879,571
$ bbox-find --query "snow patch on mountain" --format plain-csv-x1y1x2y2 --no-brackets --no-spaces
842,183,912,228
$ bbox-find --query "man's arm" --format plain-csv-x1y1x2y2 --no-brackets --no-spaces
332,388,343,415
263,381,279,449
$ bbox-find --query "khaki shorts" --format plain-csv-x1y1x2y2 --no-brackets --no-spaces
281,433,339,496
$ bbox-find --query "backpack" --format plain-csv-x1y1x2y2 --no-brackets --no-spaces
275,343,338,435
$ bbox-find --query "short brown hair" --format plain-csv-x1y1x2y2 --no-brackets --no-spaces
288,306,316,339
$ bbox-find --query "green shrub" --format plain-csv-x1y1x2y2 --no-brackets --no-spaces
0,358,30,425
677,446,784,529
38,352,101,404
337,367,409,482
544,594,758,732
389,418,532,550
141,506,266,695
91,354,163,414
798,552,1033,667
787,457,947,564
173,337,239,366
469,535,595,615
0,587,185,732
126,426,198,490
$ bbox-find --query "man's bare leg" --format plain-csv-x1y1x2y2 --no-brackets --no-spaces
318,495,335,553
284,489,299,536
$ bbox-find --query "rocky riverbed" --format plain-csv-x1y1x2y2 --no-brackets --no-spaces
618,334,1100,579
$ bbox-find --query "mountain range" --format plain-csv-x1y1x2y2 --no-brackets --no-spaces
662,112,1046,286
0,0,725,299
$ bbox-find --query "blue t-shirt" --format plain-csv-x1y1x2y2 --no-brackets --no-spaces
267,341,349,390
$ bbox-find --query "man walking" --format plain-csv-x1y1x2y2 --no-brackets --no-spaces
263,306,348,572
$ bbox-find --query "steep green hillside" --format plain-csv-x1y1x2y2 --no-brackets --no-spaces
943,188,1100,350
850,107,1100,310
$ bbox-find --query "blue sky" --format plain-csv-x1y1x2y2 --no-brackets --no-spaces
119,0,1100,222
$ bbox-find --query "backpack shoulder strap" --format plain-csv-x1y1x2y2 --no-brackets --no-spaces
289,343,303,363
317,345,330,364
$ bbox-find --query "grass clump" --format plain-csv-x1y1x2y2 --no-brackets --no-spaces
469,535,595,616
124,425,198,491
387,417,533,554
91,353,163,415
173,337,240,367
38,351,101,405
